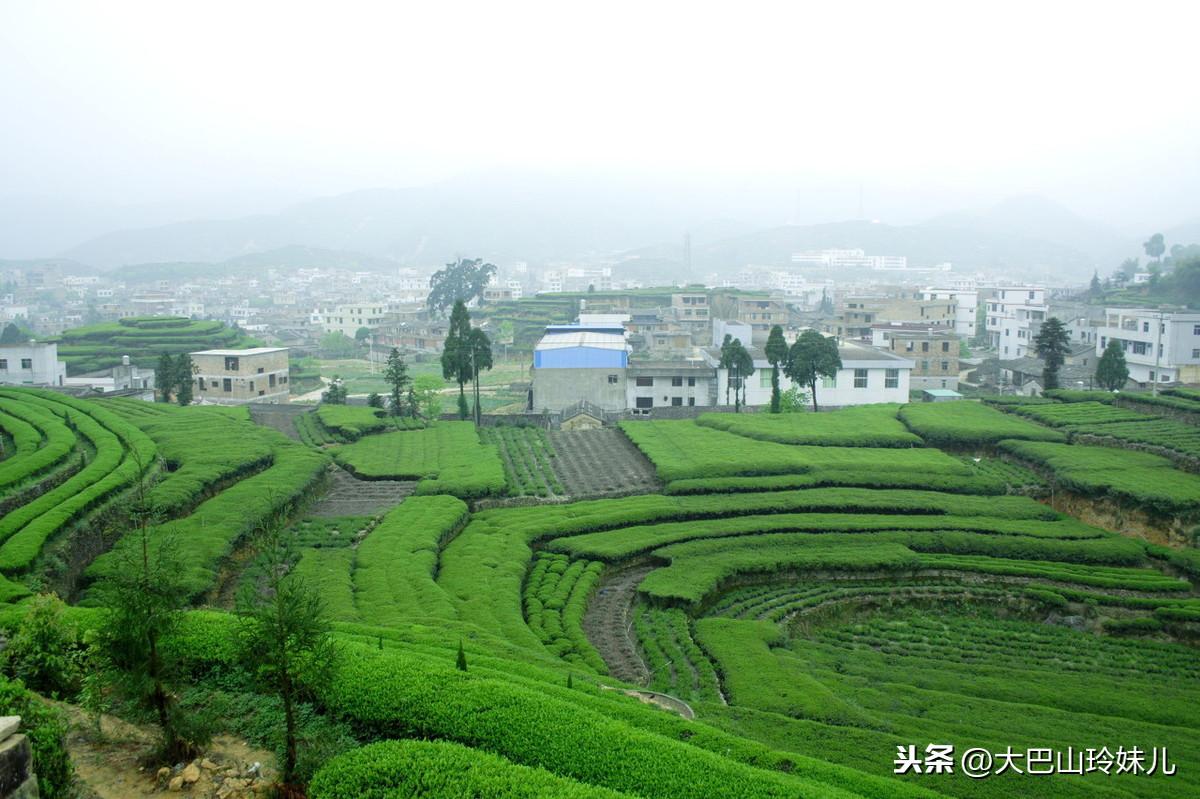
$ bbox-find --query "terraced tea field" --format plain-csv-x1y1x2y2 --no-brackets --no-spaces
1,391,1197,798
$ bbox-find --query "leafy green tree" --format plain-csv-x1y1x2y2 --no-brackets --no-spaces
354,326,372,343
237,518,337,787
412,374,444,419
718,334,734,405
467,327,493,424
92,479,202,761
1,593,81,698
427,258,497,316
155,353,175,403
784,330,842,412
1170,256,1200,306
1143,232,1166,263
319,331,359,359
366,392,384,409
728,339,755,412
173,354,194,406
383,348,411,417
778,385,808,413
1033,317,1071,390
441,301,474,418
764,325,788,413
1094,339,1129,391
322,376,347,405
0,322,28,344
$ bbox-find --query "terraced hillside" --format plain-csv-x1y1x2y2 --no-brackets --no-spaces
0,394,1196,798
52,315,261,374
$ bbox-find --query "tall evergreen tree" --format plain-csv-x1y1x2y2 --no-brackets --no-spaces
784,330,842,412
764,325,788,413
718,334,734,405
1033,317,1071,390
155,353,175,403
1094,339,1129,391
466,327,493,424
441,301,474,419
383,348,411,416
173,354,194,406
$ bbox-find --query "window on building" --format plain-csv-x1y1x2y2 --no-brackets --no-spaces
0,359,7,370
20,358,32,369
635,396,653,409
258,389,265,396
760,371,773,388
921,360,929,371
1192,324,1200,335
198,377,206,390
249,381,255,391
905,341,914,351
687,377,696,387
854,368,868,388
688,397,696,406
1143,321,1150,333
671,397,683,406
942,341,950,352
921,342,929,352
257,367,264,374
821,373,837,389
636,376,653,387
884,368,899,388
224,356,240,371
269,373,276,387
222,378,232,392
671,376,683,387
941,360,949,371
1193,349,1200,359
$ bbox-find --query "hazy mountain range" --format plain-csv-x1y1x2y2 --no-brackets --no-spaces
4,177,1197,283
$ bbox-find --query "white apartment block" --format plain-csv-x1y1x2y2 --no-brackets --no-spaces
1095,308,1200,385
0,342,66,386
985,286,1047,358
921,286,979,339
311,303,388,338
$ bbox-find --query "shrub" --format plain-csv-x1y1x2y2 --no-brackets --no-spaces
0,676,73,799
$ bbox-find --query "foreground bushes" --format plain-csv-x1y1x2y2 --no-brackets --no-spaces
310,740,632,799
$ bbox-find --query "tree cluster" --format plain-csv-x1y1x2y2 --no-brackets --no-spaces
440,301,493,423
155,353,195,405
427,258,497,316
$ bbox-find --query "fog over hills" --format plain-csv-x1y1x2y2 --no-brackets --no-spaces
44,177,1151,282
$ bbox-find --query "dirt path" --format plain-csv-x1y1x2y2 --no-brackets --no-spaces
549,429,661,499
305,465,415,517
60,703,275,799
247,403,310,442
583,563,654,684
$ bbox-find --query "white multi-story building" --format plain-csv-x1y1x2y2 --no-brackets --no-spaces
709,339,913,408
921,286,979,339
985,285,1047,358
311,303,388,339
1095,308,1200,385
0,342,66,386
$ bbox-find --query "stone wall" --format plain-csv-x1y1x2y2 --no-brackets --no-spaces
0,717,37,799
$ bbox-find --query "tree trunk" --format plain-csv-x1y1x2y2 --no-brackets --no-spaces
810,378,819,412
770,366,780,413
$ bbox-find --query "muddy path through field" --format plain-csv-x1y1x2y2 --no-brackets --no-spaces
306,464,415,517
584,563,654,684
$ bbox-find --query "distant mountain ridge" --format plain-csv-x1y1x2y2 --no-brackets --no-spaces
49,181,1183,281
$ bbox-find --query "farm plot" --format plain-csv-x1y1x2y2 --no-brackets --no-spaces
548,428,661,498
696,404,922,447
898,401,1066,448
1012,401,1150,427
999,440,1200,514
620,420,999,494
331,421,505,498
524,553,607,671
481,425,565,497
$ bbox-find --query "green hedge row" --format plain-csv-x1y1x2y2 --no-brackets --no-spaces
353,496,468,624
0,400,75,492
897,402,1067,448
695,405,923,448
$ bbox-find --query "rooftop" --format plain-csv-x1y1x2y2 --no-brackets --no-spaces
190,347,288,356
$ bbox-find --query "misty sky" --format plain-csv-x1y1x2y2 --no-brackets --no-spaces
2,0,1198,246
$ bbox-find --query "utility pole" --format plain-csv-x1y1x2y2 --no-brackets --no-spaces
1152,310,1164,396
